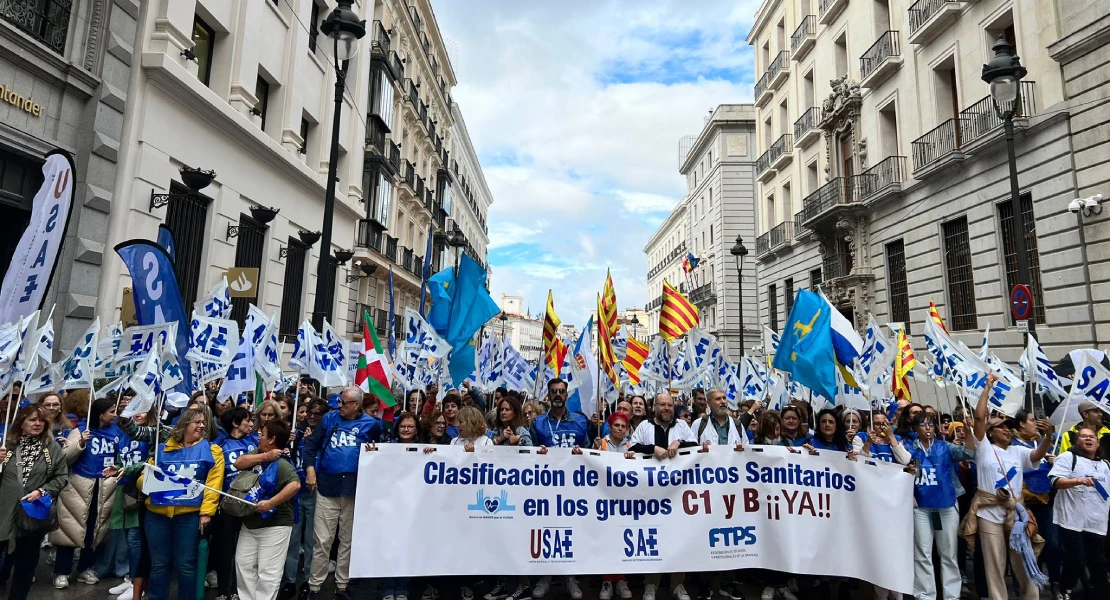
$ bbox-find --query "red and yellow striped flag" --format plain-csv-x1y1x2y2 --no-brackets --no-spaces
893,328,916,400
597,293,619,386
543,290,568,376
659,280,699,342
622,336,650,385
600,270,620,337
928,299,949,334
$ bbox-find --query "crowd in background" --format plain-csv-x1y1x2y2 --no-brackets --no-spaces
0,373,1106,600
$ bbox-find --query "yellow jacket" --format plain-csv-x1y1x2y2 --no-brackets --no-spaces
138,437,224,518
1058,424,1110,454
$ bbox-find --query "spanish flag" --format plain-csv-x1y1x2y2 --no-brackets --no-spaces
928,299,949,334
543,290,568,376
623,336,650,385
894,328,916,400
659,280,699,342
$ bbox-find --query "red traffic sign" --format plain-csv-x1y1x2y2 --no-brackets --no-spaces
1010,284,1033,321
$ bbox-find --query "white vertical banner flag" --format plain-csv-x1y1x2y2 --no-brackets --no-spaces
125,341,163,418
186,312,238,368
308,321,346,388
0,153,75,325
217,332,256,402
1020,335,1069,399
322,320,348,382
289,320,311,374
1050,351,1110,429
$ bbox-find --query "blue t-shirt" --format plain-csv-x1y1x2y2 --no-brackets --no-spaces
858,431,897,463
909,440,964,509
1012,436,1053,495
217,432,259,490
73,423,125,479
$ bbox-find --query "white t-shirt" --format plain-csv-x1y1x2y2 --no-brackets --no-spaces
630,419,696,448
451,435,494,447
1048,452,1110,534
974,435,1034,524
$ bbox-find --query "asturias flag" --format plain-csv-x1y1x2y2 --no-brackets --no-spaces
772,289,836,403
357,310,395,420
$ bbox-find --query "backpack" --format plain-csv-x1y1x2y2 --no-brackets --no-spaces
220,467,262,518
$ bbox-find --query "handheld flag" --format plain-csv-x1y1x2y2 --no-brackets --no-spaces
623,336,649,385
597,293,619,387
659,280,699,342
771,289,836,403
543,290,568,376
894,328,916,400
600,270,620,336
357,310,394,415
929,299,949,334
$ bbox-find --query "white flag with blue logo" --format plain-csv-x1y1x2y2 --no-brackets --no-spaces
1051,351,1110,428
1020,335,1069,399
186,312,238,368
217,331,256,402
308,320,346,387
289,320,311,374
116,323,177,365
764,326,781,356
194,277,232,320
124,341,162,418
142,464,205,504
501,343,534,392
62,318,99,388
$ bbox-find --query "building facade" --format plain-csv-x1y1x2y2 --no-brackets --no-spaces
495,293,542,362
1,0,139,353
748,0,1105,362
446,102,491,274
643,105,759,361
91,0,490,348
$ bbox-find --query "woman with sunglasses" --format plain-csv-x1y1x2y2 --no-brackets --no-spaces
138,407,224,600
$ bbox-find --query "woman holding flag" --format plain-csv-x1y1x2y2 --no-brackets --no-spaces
138,406,225,600
1047,425,1110,600
51,396,123,589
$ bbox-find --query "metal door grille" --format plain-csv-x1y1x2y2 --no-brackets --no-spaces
164,182,210,309
885,239,910,333
230,213,265,325
784,277,794,316
280,239,307,338
998,193,1045,324
942,217,978,331
768,283,778,332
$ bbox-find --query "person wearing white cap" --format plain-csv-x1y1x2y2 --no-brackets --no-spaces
1057,400,1110,454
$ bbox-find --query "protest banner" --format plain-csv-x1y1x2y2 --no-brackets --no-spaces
351,445,913,593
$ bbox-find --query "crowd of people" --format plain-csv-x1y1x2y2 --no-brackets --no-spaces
0,373,1106,600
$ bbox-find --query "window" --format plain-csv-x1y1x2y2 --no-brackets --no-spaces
942,216,978,331
164,182,211,308
193,15,216,86
230,213,267,325
784,277,794,316
709,224,714,246
834,33,848,78
879,101,899,158
253,75,270,130
768,284,779,332
308,1,321,52
373,173,393,228
299,118,311,155
998,193,1045,324
280,239,308,338
810,267,822,291
886,239,910,333
369,68,394,130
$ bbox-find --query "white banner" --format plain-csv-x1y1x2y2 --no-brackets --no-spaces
0,152,75,325
351,445,913,593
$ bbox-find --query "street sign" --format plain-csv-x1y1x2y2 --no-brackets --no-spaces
1016,320,1029,333
1010,284,1033,321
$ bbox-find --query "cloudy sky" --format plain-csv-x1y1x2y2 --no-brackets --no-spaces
435,0,758,327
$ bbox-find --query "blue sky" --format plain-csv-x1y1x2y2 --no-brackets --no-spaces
435,0,759,327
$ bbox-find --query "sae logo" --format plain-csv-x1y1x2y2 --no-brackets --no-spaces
466,489,516,516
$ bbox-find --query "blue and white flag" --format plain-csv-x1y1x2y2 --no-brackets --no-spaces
289,320,311,374
156,224,176,264
161,352,185,392
61,317,99,389
186,312,238,368
0,320,24,378
217,332,256,402
141,464,205,504
567,321,597,417
501,343,534,392
125,342,163,417
116,323,177,365
254,315,282,385
764,326,781,356
25,362,63,396
860,315,894,392
1050,351,1110,428
308,320,346,387
195,278,232,320
0,152,75,325
924,317,1023,416
979,324,991,362
322,320,348,384
1020,335,1069,399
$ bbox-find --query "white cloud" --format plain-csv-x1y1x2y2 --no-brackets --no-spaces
435,0,758,326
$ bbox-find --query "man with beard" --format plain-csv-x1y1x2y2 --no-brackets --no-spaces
629,393,698,600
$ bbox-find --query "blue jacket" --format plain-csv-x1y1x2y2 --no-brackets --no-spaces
302,411,383,497
73,423,126,479
530,411,589,448
1012,436,1053,497
908,439,973,509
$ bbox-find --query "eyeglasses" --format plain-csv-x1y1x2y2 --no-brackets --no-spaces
1078,434,1098,440
309,411,324,417
549,389,567,395
339,400,360,406
189,420,207,427
434,420,446,426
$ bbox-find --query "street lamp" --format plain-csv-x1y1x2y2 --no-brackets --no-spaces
982,34,1035,337
447,228,467,273
630,314,640,341
311,0,365,331
499,312,508,340
729,236,749,358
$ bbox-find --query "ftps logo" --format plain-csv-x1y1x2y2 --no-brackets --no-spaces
467,489,516,516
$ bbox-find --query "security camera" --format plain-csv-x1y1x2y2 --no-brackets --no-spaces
1069,194,1105,217
1068,199,1084,214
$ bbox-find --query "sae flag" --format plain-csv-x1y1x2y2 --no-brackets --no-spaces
0,152,76,325
772,289,836,403
142,464,205,504
1050,351,1110,429
115,240,192,391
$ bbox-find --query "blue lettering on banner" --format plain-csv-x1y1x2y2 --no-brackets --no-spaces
623,528,659,558
19,274,38,303
708,527,758,547
529,528,573,560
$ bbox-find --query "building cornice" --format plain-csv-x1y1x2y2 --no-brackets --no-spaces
679,105,756,174
746,0,782,46
643,199,687,251
1047,13,1110,65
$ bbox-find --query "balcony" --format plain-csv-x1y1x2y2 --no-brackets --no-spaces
853,156,906,204
387,141,401,174
415,175,426,199
794,210,809,239
405,78,419,106
356,220,383,252
959,81,1036,154
370,20,390,57
401,247,414,272
401,159,415,190
689,283,716,306
755,233,770,257
769,134,793,171
908,0,963,46
388,51,405,83
755,148,776,183
819,0,849,25
793,107,821,149
791,15,816,61
822,253,853,281
1,0,72,55
860,31,902,89
365,116,387,154
424,187,435,213
911,118,968,177
412,254,424,277
647,242,687,280
754,71,773,108
768,51,789,91
769,221,794,250
801,177,853,225
384,236,398,262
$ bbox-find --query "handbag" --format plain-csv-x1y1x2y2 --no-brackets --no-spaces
220,467,262,518
14,447,59,536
